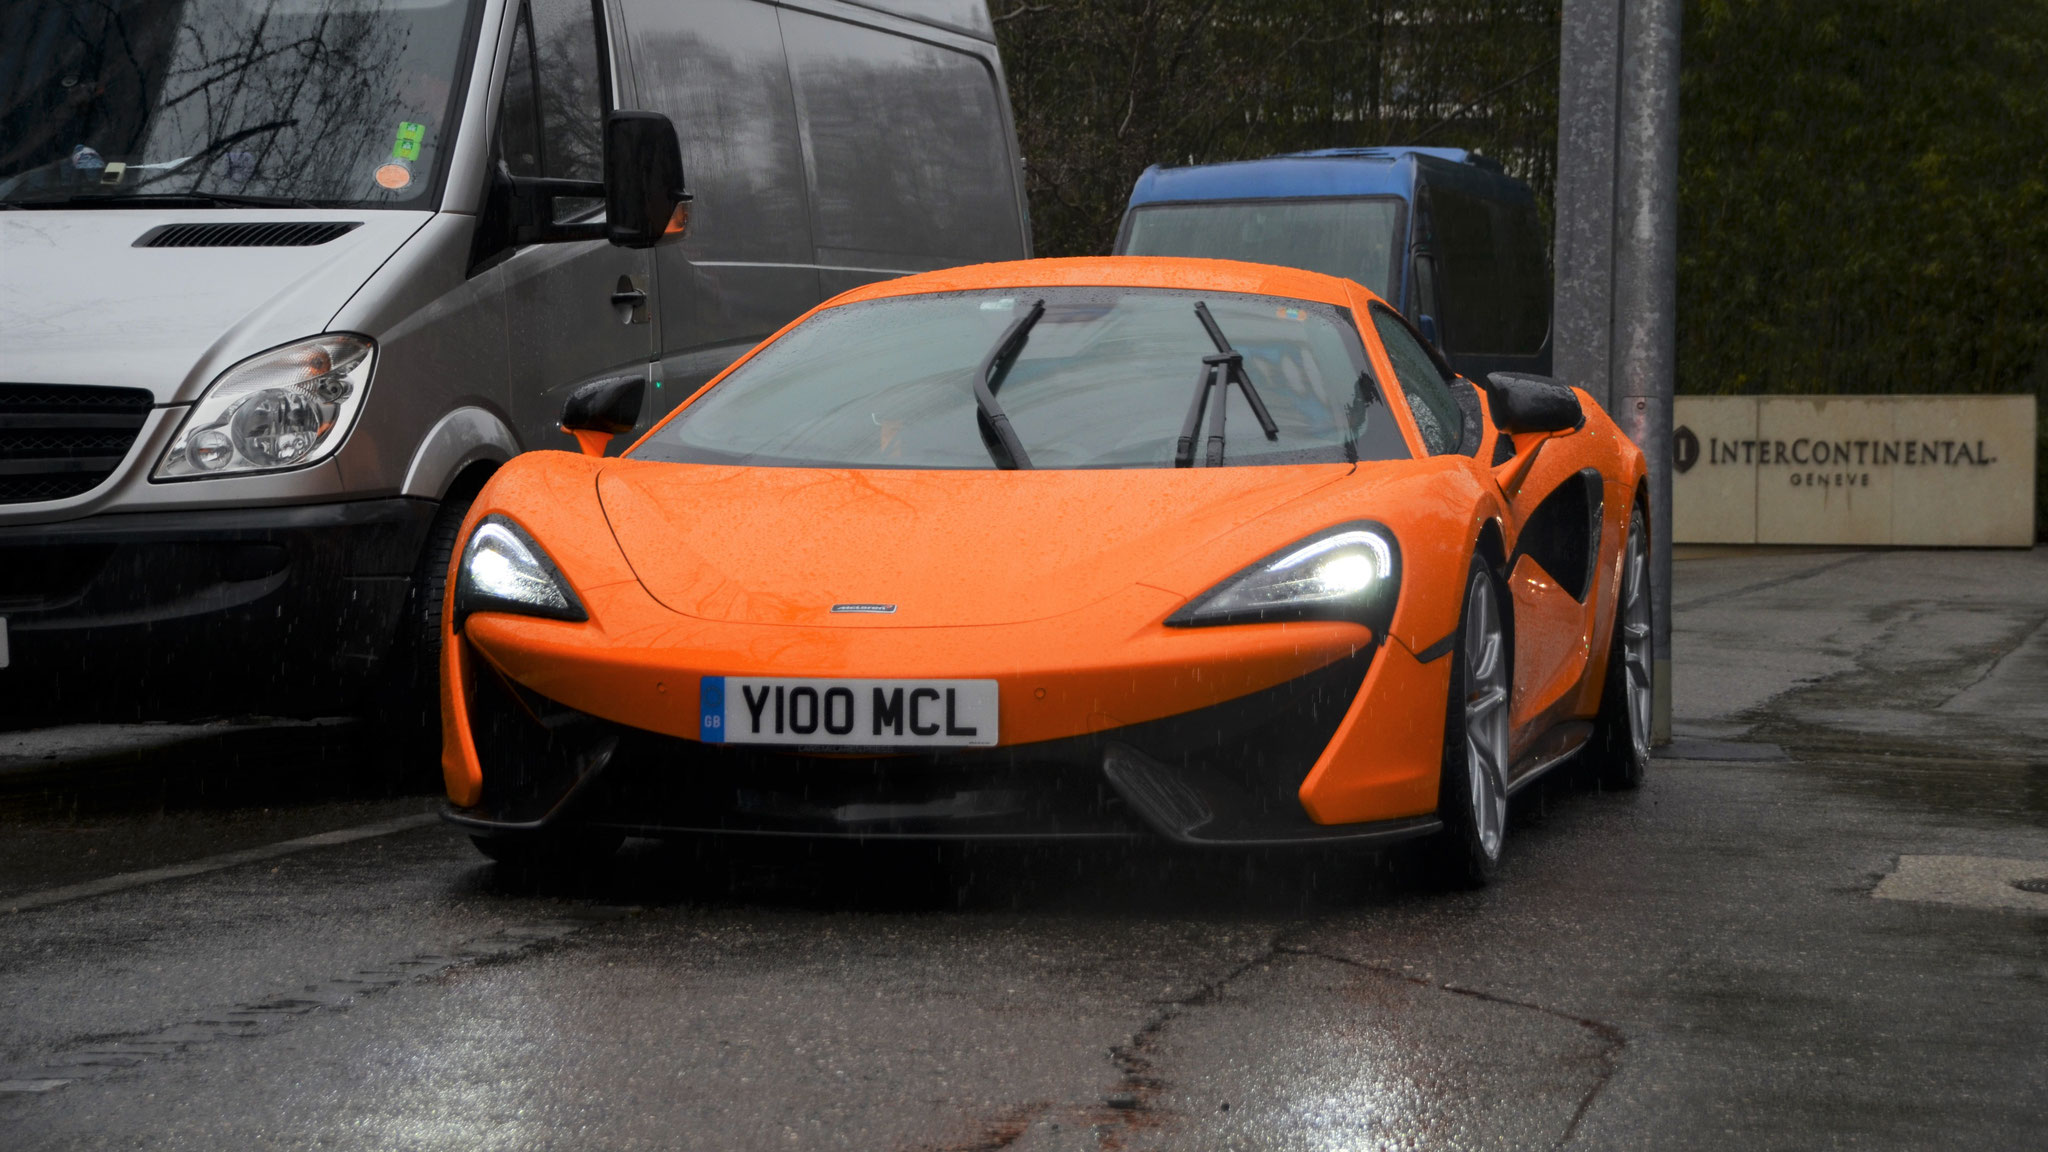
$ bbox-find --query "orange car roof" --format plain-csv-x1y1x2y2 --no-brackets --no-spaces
826,256,1383,312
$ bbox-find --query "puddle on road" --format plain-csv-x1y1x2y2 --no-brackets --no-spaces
1874,854,2048,914
1744,735,2048,828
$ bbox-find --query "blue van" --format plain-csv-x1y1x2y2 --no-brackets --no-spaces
1115,147,1550,381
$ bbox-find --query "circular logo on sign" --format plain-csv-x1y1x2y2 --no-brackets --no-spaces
1673,426,1700,474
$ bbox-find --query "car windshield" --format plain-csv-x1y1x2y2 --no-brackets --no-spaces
1121,198,1405,302
0,0,479,208
633,287,1411,470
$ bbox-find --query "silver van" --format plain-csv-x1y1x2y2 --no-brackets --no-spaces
0,0,1030,725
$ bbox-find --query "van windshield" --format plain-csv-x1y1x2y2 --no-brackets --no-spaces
0,0,480,208
1121,198,1405,302
632,287,1411,471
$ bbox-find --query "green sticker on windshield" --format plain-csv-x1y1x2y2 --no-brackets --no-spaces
391,121,425,162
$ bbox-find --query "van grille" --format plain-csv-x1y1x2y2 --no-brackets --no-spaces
134,221,361,248
0,385,155,504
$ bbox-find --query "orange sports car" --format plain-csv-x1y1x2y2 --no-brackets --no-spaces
439,257,1651,885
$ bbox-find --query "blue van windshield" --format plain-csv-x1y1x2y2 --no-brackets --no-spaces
1122,198,1405,301
0,0,480,208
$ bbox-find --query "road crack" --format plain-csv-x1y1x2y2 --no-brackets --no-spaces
1279,943,1628,1150
942,922,1633,1151
0,909,636,1097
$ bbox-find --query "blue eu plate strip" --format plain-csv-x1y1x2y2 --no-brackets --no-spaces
699,676,726,743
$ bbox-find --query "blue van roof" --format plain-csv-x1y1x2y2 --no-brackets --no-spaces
1126,147,1500,206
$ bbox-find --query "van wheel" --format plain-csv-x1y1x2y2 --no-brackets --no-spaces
1428,554,1511,888
376,483,481,781
1586,507,1652,789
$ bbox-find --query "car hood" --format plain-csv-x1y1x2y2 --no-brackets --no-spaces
0,210,429,402
594,460,1353,628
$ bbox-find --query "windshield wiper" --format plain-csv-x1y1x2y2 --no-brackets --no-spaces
973,298,1045,470
1175,301,1280,467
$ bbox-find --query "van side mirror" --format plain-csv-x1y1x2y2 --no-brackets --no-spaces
604,111,690,249
561,373,646,456
1482,372,1584,435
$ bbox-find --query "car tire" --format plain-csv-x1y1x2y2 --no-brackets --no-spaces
1428,553,1512,888
470,829,624,874
1585,506,1652,790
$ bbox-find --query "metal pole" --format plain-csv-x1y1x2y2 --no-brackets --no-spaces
1552,0,1624,413
1611,0,1683,745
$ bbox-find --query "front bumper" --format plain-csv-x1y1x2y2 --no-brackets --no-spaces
0,499,436,719
445,601,1455,844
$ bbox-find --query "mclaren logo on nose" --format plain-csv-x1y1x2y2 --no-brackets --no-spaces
831,603,897,614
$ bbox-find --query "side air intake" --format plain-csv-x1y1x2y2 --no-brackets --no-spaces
134,222,362,248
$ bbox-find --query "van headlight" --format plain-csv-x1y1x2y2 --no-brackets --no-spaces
154,334,374,479
453,515,588,623
1166,522,1401,630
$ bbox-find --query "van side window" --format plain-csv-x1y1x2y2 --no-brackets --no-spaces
499,8,544,178
1371,306,1463,455
530,0,605,184
1429,184,1549,356
496,0,603,209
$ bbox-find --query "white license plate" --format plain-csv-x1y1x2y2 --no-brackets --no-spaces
700,676,997,748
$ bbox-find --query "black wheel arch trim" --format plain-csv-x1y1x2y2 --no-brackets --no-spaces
1417,521,1509,663
1414,631,1456,664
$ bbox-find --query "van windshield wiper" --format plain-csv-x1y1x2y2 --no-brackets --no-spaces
1175,301,1280,467
973,298,1044,470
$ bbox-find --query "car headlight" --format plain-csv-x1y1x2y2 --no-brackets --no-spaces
154,334,374,479
452,515,588,623
1166,522,1401,629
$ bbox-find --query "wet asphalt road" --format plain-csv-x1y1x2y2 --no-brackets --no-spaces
2,548,2044,1150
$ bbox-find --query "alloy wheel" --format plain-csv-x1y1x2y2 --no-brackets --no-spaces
1463,571,1510,859
1620,517,1653,764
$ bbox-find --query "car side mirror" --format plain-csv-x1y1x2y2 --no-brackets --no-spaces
561,373,646,457
604,111,690,249
1483,372,1584,435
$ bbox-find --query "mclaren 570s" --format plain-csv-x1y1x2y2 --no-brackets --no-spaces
438,257,1651,885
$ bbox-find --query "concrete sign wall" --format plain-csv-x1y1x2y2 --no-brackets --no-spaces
1672,395,2037,546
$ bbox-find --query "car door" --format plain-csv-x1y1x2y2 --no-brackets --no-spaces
1487,400,1605,753
1373,306,1593,755
489,0,656,451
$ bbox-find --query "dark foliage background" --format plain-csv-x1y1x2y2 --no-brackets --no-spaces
996,0,2047,536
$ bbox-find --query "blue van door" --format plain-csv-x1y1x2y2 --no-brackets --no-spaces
1410,168,1551,379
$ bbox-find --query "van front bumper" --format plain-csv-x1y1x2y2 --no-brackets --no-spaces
0,499,437,720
